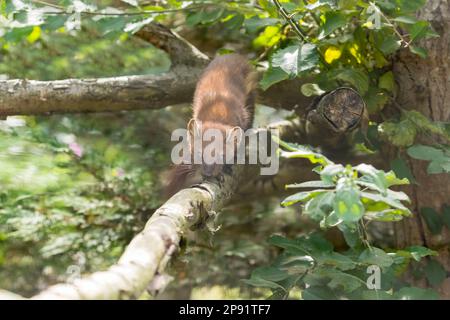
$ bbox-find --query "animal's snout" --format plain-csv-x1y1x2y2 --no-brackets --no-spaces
201,163,222,178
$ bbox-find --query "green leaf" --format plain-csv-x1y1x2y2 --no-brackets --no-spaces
407,144,450,174
319,12,347,39
361,191,410,212
43,15,68,31
425,259,447,287
420,207,443,235
355,163,388,193
272,44,318,76
410,46,428,58
358,247,394,268
395,287,439,300
280,145,331,166
244,17,280,33
302,286,338,300
390,158,415,184
385,170,410,187
322,269,363,292
286,180,334,189
244,266,290,290
319,165,344,185
320,210,343,227
303,233,334,253
334,187,364,222
407,144,444,161
364,208,410,221
268,234,333,254
267,236,301,251
408,21,439,41
427,159,450,174
4,26,33,42
378,35,401,55
259,67,289,90
358,290,394,300
253,25,282,48
379,120,417,147
317,252,356,271
403,246,437,261
281,190,328,207
304,192,335,222
186,8,225,26
243,277,286,290
378,71,395,92
222,13,244,30
280,255,315,274
335,69,369,94
392,16,418,24
252,266,290,282
338,223,361,248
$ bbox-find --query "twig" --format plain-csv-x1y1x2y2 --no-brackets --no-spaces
31,0,64,9
28,2,205,16
301,0,322,27
273,0,307,41
369,2,410,47
272,0,329,68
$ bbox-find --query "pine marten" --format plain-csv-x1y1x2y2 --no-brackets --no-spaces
165,54,257,197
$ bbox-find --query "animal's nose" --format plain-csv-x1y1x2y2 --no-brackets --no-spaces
202,164,215,177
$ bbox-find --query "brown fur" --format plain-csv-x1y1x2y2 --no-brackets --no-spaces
165,54,257,198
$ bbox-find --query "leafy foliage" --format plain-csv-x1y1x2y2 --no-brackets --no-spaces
245,232,437,299
279,141,411,225
244,140,439,299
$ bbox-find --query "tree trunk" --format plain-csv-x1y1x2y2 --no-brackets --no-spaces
389,0,450,297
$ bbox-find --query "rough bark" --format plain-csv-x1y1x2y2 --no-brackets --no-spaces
0,72,316,117
0,69,201,116
388,0,450,297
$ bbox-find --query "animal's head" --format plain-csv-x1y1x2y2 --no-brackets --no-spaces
187,119,243,177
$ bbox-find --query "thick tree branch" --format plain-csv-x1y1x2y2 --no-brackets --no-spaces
0,68,201,116
0,22,315,116
0,71,316,116
0,23,210,117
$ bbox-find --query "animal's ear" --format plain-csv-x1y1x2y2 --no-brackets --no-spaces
187,119,200,140
227,126,243,145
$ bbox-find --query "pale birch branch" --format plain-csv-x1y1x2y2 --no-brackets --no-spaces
3,166,243,300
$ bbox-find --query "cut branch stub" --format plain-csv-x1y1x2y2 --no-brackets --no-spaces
304,87,367,151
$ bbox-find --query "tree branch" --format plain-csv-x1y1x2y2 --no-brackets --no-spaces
0,22,316,116
0,68,200,116
0,164,244,300
0,124,292,300
135,24,209,67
